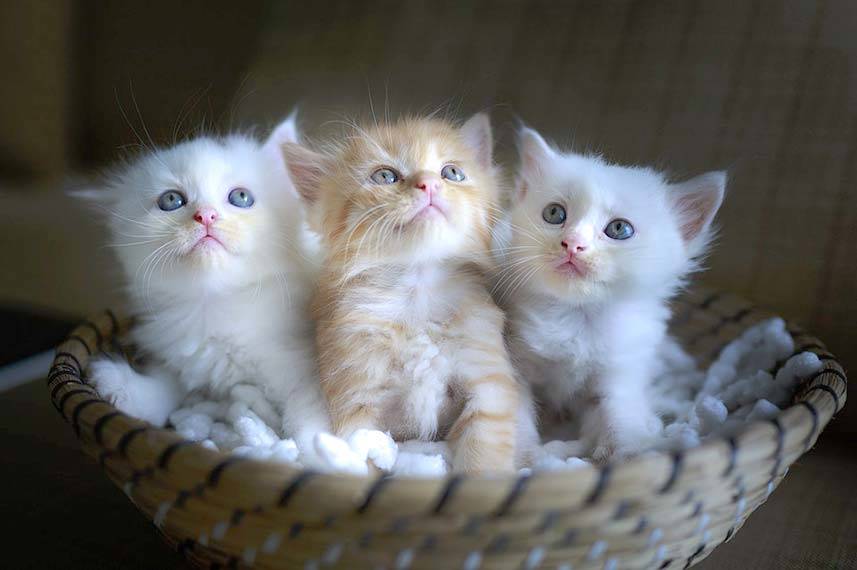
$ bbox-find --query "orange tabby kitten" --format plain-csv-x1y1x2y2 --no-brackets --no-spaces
282,114,524,472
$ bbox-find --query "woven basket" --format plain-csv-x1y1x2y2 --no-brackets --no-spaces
46,289,847,570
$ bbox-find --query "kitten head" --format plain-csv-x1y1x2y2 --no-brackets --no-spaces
84,115,303,300
282,113,498,270
500,126,725,304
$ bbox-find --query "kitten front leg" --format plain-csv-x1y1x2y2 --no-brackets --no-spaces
89,357,185,426
257,351,331,450
589,366,662,462
448,371,519,473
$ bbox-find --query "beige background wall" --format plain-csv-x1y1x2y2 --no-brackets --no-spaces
1,0,854,425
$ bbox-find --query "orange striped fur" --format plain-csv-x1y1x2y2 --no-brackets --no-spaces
283,114,524,472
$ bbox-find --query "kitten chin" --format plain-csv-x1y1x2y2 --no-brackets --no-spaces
499,125,725,461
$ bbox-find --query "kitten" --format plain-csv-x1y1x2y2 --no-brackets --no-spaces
497,126,725,461
282,114,530,473
82,116,331,452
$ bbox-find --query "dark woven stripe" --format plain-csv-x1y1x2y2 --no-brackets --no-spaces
58,388,94,413
420,534,438,552
557,529,577,548
722,437,738,477
798,401,819,450
535,510,560,534
486,533,510,554
357,475,392,514
770,418,784,478
158,441,194,470
797,342,825,353
690,501,704,518
692,307,753,346
278,470,316,507
98,450,114,467
56,388,92,421
225,556,238,569
81,321,104,349
585,465,612,505
431,474,463,514
106,309,120,335
130,467,154,486
288,522,304,539
47,367,82,385
50,378,85,401
71,399,102,436
55,351,83,373
207,457,244,488
659,558,674,569
659,453,684,494
117,427,150,457
66,334,92,355
815,352,836,361
93,411,122,444
724,527,735,542
634,516,649,534
612,500,631,520
359,531,374,548
230,509,246,526
463,515,484,536
494,473,530,516
809,367,848,387
684,544,706,569
177,539,195,557
804,384,841,411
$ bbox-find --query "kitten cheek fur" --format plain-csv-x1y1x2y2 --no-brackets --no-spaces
284,114,526,473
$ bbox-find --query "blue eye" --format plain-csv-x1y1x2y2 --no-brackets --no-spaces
228,187,254,208
604,218,634,240
542,203,566,225
370,168,399,185
157,190,186,211
441,164,466,182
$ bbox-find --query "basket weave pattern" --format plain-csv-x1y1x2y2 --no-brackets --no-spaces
46,290,847,569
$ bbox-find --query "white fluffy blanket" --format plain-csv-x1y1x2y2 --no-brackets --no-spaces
168,318,821,476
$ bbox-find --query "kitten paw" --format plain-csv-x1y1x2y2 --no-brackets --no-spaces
89,359,181,426
311,433,370,475
347,429,398,472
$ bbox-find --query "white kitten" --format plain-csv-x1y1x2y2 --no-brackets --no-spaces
82,116,331,451
496,126,724,461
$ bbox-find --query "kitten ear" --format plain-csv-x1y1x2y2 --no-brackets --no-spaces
281,142,326,205
518,126,556,175
460,112,493,168
670,171,726,248
515,126,557,201
264,109,300,159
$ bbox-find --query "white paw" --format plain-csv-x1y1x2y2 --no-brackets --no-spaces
347,429,398,471
89,359,179,426
311,433,370,475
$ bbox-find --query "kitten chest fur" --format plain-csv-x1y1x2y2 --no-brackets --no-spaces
508,294,669,405
132,272,312,395
317,262,496,440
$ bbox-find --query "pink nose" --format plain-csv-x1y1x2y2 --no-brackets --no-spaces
193,208,218,226
561,239,587,254
414,177,441,195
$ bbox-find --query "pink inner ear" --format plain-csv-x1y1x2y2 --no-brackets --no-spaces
677,191,718,243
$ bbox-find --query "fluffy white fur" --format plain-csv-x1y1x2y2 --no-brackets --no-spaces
82,116,330,451
495,126,726,460
167,317,819,475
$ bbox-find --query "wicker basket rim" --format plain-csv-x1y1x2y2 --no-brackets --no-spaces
46,289,848,518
